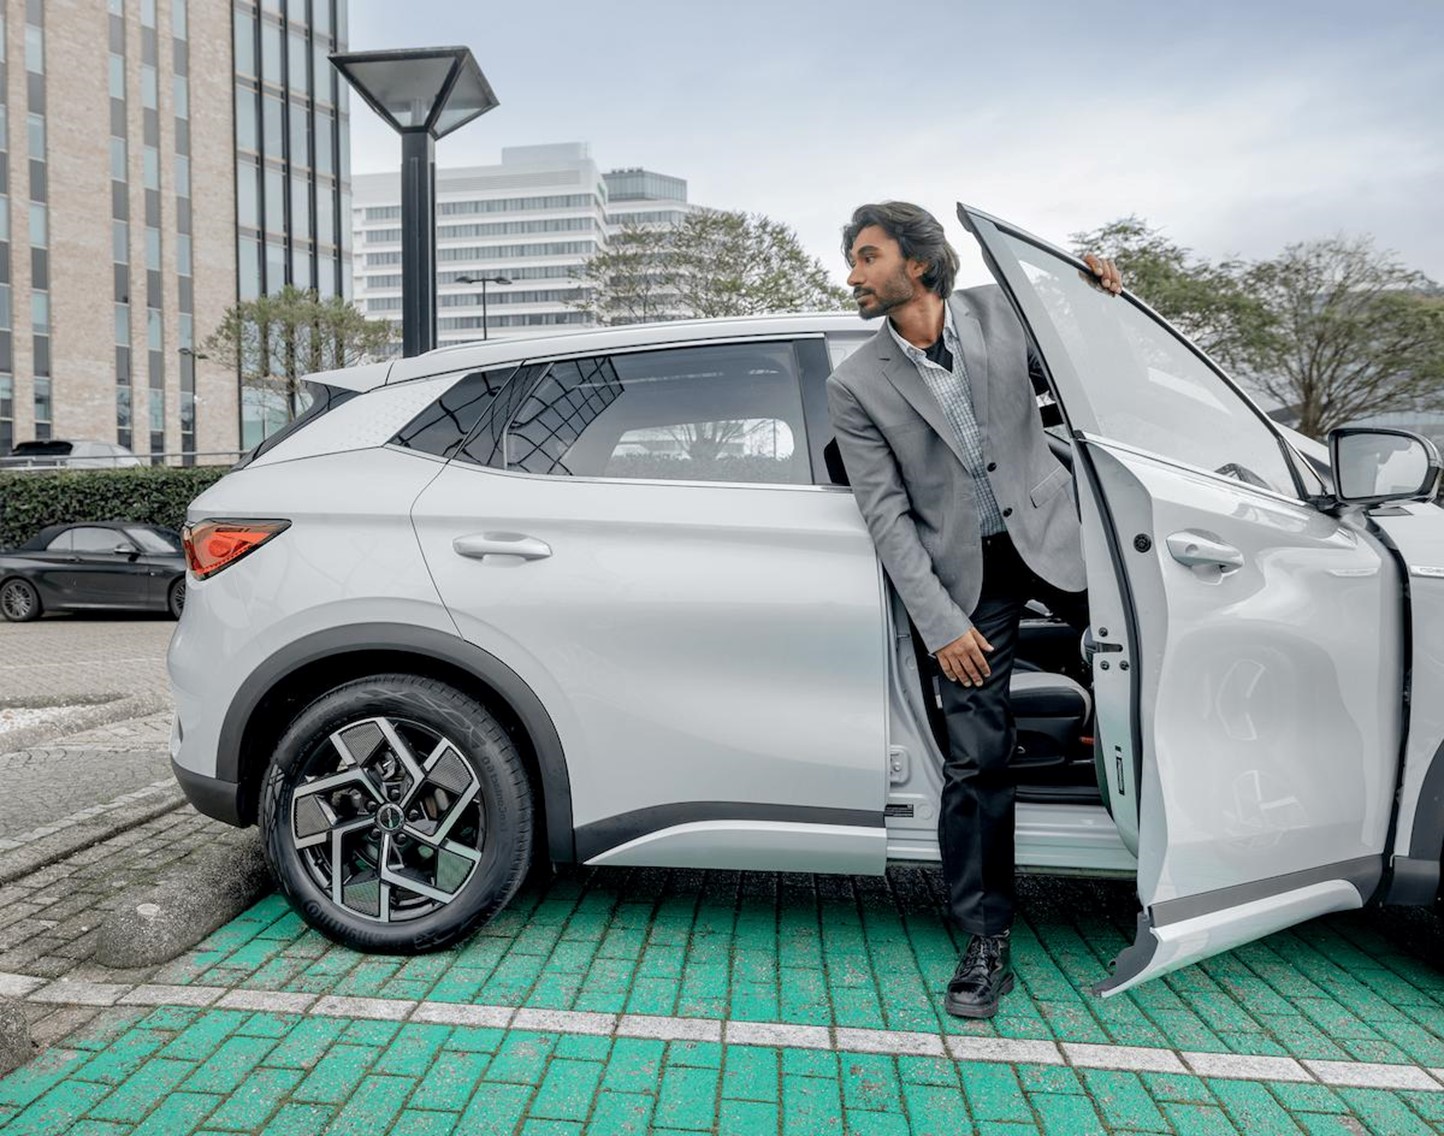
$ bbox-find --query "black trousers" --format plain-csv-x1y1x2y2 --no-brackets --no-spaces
938,532,1089,936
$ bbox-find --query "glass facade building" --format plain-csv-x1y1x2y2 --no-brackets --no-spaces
0,0,351,460
234,0,352,448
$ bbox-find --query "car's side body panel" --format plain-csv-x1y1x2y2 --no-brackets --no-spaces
169,448,460,781
411,463,891,873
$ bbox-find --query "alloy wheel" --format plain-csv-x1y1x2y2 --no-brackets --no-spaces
289,715,485,923
0,581,36,621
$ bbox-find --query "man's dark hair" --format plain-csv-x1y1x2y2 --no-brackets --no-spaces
842,202,959,299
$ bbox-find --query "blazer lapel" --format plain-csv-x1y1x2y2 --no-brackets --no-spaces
874,328,970,470
949,295,990,440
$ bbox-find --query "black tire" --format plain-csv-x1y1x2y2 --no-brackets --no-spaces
167,577,185,619
260,674,534,953
0,578,41,622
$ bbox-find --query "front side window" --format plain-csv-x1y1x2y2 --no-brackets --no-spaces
70,526,129,553
995,232,1298,497
502,342,809,485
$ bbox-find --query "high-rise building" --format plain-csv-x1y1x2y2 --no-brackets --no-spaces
351,143,698,348
0,0,352,459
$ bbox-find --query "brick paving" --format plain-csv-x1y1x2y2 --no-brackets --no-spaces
1,621,1442,1130
0,618,174,705
0,795,1440,1132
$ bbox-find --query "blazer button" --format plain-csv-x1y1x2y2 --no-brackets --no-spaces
986,462,997,472
1002,507,1013,518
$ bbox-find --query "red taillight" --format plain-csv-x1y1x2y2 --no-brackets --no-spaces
182,520,290,580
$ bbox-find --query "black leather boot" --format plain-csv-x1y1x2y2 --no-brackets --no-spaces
945,932,1014,1019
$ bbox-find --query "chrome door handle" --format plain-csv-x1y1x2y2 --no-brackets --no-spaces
1165,531,1244,572
453,532,552,561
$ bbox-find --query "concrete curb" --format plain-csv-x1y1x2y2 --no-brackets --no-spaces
0,995,33,1075
0,691,170,756
0,784,188,886
94,829,275,969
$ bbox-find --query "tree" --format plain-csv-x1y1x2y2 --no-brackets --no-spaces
575,209,850,325
1070,216,1269,371
1240,238,1444,438
202,286,395,421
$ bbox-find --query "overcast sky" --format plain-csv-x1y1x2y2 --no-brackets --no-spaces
346,1,1443,288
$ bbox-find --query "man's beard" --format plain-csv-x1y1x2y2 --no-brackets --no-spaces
853,267,915,320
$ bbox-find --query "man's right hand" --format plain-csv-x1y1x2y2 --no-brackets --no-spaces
935,628,994,686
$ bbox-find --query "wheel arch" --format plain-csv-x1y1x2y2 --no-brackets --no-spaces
221,622,575,864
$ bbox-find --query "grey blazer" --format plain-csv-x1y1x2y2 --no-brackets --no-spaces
826,285,1085,654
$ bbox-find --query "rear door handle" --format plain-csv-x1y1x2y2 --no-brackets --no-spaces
1165,531,1244,572
453,532,552,561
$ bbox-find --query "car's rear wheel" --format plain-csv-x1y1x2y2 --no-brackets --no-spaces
260,674,533,952
0,579,41,622
167,578,185,619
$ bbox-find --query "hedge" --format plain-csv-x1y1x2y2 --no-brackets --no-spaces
0,466,230,549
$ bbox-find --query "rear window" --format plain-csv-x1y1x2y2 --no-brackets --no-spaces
233,382,358,470
13,440,73,455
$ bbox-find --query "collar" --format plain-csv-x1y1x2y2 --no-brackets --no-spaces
887,302,959,366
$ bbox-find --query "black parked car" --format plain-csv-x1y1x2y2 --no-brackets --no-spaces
0,522,186,621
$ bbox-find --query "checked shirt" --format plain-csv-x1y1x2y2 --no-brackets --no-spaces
887,307,1007,537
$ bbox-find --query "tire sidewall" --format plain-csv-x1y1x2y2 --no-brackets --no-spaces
167,577,185,619
260,676,533,953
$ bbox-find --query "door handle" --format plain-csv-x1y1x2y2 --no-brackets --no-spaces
453,532,552,561
1165,531,1244,572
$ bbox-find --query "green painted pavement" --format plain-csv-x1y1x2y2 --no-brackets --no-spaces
147,868,1444,1067
5,1009,1444,1134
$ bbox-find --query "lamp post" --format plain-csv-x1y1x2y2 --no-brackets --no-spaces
329,47,498,357
455,274,511,341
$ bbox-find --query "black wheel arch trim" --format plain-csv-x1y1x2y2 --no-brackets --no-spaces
217,621,575,863
575,802,884,863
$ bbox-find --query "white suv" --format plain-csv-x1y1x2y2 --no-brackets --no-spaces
169,206,1444,994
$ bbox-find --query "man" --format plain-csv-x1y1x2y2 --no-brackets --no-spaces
826,202,1121,1018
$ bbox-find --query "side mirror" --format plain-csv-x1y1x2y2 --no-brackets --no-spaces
1329,427,1443,506
112,544,139,558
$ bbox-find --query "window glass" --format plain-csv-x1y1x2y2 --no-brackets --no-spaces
393,367,516,460
503,343,809,484
261,20,281,85
108,54,125,99
45,529,73,551
997,232,1298,497
235,84,257,150
289,102,309,168
71,527,128,553
233,10,255,76
110,137,127,180
127,526,180,552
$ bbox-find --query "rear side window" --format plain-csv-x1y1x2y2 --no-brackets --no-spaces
390,367,517,461
234,382,357,470
70,527,127,553
501,342,810,484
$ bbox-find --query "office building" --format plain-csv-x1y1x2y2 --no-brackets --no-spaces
352,143,698,348
0,0,352,459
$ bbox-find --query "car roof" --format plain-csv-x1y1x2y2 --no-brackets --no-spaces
318,312,874,393
17,520,162,550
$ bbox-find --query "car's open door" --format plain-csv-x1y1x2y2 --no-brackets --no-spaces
956,204,1405,994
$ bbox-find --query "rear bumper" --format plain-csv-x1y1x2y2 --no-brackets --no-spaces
170,757,246,827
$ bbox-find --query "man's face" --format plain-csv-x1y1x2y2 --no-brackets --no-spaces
847,225,925,320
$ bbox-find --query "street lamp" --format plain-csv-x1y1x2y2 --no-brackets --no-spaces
329,46,498,357
455,274,511,341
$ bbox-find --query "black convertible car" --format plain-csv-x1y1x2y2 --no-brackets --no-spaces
0,522,186,621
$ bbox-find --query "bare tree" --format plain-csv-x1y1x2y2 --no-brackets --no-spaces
574,209,849,325
1242,238,1444,438
203,286,395,420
